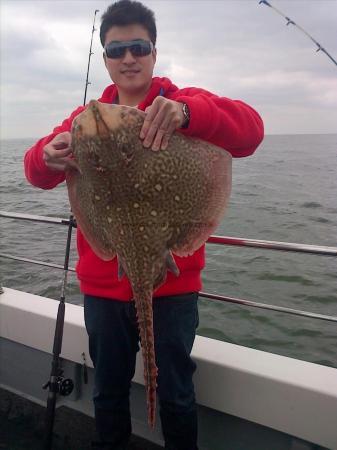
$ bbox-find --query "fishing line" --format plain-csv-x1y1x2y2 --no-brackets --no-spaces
259,0,337,67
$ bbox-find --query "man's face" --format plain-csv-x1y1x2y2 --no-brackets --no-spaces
103,24,156,97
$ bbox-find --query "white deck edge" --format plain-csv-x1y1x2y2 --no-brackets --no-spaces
1,288,336,449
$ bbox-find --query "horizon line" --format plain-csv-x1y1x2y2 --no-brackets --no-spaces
1,132,337,141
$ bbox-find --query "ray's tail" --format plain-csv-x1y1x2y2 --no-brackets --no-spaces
134,289,158,428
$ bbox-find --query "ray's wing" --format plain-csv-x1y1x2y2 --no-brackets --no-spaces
66,171,116,261
171,150,232,257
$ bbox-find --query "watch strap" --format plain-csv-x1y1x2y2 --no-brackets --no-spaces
181,102,190,129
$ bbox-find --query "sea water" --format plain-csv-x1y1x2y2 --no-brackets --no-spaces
0,134,336,368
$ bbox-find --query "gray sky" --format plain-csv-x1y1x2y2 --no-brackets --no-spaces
1,0,337,139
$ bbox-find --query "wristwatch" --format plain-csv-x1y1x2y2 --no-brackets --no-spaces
181,102,190,129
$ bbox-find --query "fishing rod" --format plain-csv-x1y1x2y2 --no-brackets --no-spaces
43,9,99,450
259,0,337,67
84,9,99,106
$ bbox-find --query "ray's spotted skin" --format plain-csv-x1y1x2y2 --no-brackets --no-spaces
66,100,232,427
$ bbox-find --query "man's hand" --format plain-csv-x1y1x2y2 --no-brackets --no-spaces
140,97,185,151
43,132,74,171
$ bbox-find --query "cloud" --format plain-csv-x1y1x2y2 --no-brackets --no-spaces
1,0,337,138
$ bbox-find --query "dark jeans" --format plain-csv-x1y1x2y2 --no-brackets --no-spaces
84,292,199,450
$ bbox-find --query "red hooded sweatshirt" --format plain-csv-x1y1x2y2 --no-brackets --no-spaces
24,77,264,301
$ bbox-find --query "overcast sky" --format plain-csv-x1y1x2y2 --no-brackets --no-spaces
1,0,337,139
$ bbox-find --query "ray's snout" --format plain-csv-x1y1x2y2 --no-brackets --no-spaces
75,100,126,138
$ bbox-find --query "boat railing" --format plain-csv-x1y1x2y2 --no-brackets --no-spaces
1,210,336,323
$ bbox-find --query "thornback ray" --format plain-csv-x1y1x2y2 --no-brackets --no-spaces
66,100,232,427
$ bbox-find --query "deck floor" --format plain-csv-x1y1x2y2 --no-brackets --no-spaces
0,387,329,450
0,388,162,450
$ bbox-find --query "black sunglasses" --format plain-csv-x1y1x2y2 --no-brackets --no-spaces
104,39,154,59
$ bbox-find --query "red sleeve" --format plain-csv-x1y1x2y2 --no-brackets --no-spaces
24,106,85,189
170,87,264,157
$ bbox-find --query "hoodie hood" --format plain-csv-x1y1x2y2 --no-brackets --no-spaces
98,77,178,109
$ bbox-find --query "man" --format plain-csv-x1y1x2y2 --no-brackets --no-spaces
24,1,264,449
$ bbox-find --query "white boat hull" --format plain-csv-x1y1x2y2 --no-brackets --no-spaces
1,288,336,449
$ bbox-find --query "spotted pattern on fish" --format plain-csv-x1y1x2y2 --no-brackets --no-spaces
66,100,232,427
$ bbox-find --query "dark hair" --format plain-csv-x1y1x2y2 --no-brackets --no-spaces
100,0,157,47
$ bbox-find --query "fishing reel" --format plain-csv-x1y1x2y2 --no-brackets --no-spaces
43,372,74,397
